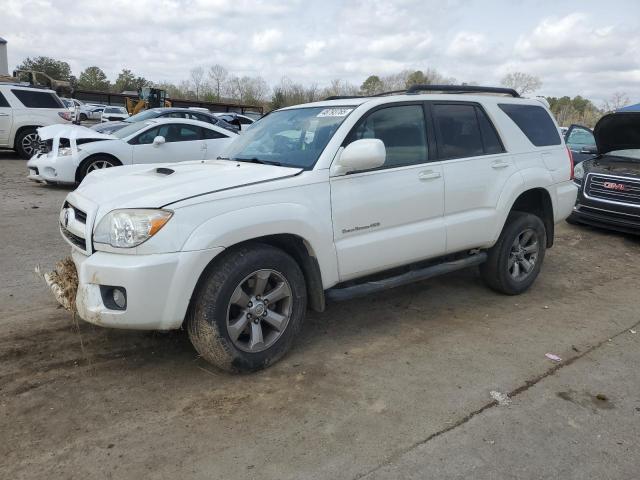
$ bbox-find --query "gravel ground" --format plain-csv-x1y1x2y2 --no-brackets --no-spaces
1,151,638,479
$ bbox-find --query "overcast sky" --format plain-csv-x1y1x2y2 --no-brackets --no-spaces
2,0,639,104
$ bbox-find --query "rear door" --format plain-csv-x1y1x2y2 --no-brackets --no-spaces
431,102,516,253
131,123,206,164
330,103,446,280
0,91,12,146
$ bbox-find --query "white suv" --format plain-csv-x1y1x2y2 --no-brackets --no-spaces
0,84,72,158
53,85,577,372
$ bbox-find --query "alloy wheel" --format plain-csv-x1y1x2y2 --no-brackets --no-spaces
22,133,40,156
86,160,115,172
508,228,539,281
226,269,293,353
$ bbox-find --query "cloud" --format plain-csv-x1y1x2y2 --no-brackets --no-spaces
251,29,285,53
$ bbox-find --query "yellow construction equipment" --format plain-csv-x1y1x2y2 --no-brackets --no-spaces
125,87,172,115
0,70,72,96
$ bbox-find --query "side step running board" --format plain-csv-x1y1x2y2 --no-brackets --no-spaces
325,252,487,302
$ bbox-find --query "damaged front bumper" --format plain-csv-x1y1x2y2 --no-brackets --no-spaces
42,247,225,331
27,152,78,185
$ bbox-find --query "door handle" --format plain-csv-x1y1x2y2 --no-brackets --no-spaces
491,161,510,169
0,113,9,117
418,170,441,181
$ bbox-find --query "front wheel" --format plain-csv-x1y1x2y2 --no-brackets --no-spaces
480,212,547,295
188,244,307,372
78,156,119,182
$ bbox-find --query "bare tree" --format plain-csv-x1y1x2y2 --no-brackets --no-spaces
500,72,542,95
208,64,228,101
602,91,630,113
190,66,205,100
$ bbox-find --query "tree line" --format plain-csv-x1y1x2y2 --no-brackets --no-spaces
15,56,631,124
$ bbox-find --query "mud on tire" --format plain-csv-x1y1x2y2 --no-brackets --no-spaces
187,243,307,372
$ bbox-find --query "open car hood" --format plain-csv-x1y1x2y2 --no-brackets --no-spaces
594,112,640,154
37,124,115,141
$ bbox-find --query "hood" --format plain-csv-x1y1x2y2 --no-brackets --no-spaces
75,160,303,210
582,156,640,178
38,124,115,141
594,112,640,154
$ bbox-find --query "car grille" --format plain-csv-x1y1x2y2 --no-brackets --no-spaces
585,174,640,206
64,201,87,224
60,224,87,250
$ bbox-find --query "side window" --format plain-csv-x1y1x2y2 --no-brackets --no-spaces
347,105,428,168
202,127,227,139
499,104,561,147
163,112,186,118
164,124,202,142
0,91,9,107
238,117,252,125
11,90,64,108
135,126,160,145
432,104,484,160
476,107,505,154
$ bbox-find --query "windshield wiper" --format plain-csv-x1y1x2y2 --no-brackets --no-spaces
233,157,282,166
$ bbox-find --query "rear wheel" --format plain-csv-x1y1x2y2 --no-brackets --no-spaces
480,212,546,295
79,156,120,181
15,128,40,159
79,113,88,121
188,244,307,372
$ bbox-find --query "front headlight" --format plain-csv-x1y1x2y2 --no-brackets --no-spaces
58,147,72,156
93,209,173,248
574,162,585,182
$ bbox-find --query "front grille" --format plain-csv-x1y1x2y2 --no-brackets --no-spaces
64,201,87,224
585,174,640,206
61,225,87,250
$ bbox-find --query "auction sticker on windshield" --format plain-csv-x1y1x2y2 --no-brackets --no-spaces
317,108,354,117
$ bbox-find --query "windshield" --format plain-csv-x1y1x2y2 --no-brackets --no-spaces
61,98,74,108
221,106,355,168
124,109,161,123
112,121,154,139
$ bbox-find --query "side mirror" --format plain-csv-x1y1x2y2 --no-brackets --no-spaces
152,136,166,147
580,145,598,155
332,138,386,175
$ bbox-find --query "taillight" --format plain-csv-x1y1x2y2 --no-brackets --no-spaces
58,111,72,121
566,146,574,180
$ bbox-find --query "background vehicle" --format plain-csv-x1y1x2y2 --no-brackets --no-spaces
51,85,577,372
0,83,71,158
214,112,255,130
125,87,171,115
100,106,129,122
569,112,640,233
77,103,105,122
564,124,597,164
92,107,239,134
27,117,237,184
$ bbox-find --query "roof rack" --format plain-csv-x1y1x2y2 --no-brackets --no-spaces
323,95,366,100
405,84,520,98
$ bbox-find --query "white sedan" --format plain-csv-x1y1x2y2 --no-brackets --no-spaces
101,106,129,122
27,118,237,185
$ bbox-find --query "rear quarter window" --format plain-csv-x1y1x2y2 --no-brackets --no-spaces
499,104,561,147
0,91,9,107
11,89,65,109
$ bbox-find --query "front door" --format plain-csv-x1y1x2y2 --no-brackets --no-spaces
132,123,206,164
330,104,446,281
565,124,596,164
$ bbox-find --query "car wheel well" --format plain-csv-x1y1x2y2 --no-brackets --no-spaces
510,188,554,248
188,235,325,326
76,154,122,182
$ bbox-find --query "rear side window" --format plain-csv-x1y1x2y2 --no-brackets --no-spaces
202,127,228,139
432,104,484,159
0,92,9,107
499,104,560,147
347,104,428,168
11,89,64,108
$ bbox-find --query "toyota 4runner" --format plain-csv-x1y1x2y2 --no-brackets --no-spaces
52,85,577,372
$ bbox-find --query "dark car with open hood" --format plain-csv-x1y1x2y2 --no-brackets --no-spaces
569,112,640,234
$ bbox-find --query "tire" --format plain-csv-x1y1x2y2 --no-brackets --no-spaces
480,211,547,295
78,156,120,182
15,128,40,159
187,243,307,372
79,113,88,121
